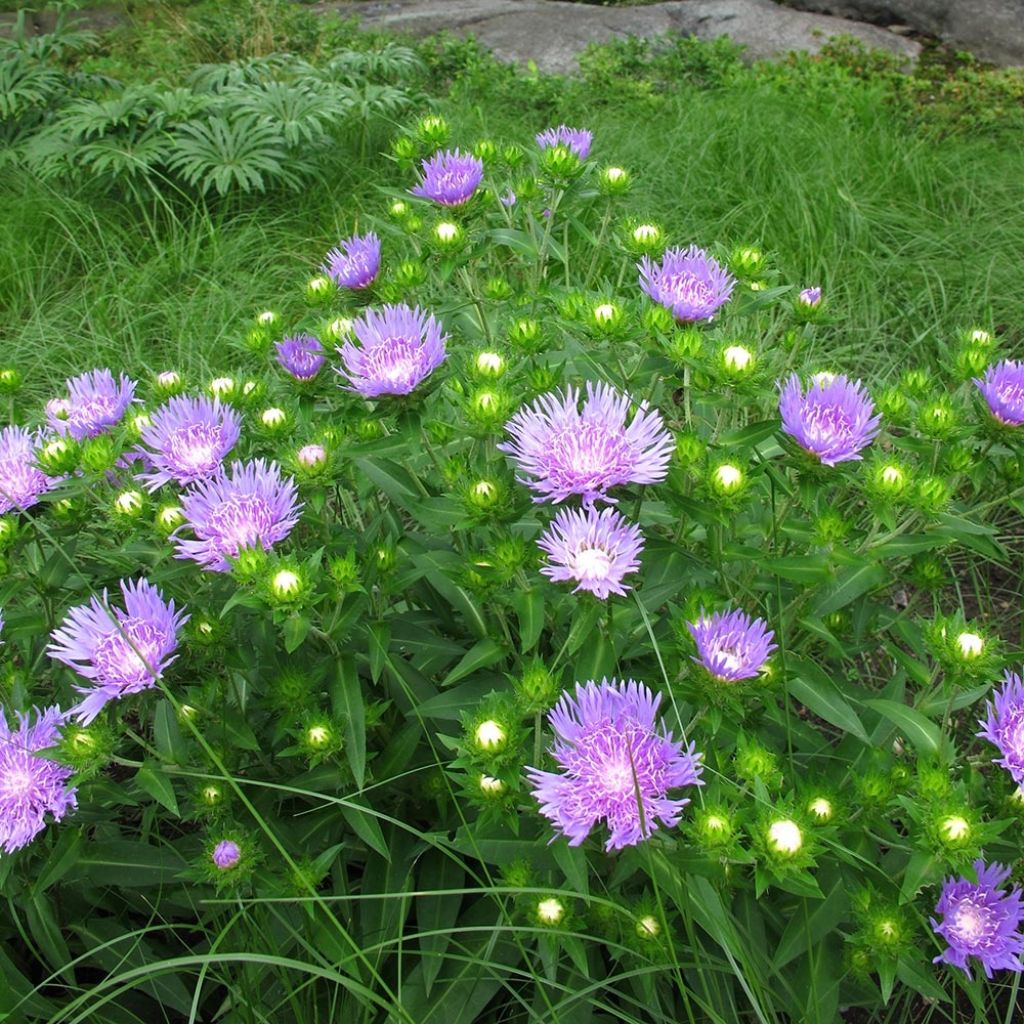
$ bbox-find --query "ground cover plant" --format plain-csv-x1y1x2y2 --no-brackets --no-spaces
3,8,1024,1024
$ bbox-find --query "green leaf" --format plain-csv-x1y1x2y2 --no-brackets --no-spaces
442,638,506,687
773,882,848,970
762,556,832,584
787,660,869,743
552,840,589,898
514,588,545,652
487,227,539,258
134,760,179,815
283,613,311,653
564,600,603,657
810,563,887,618
342,801,391,861
367,621,390,683
719,419,780,447
866,698,943,753
333,657,366,789
900,850,941,902
415,850,464,996
78,841,186,887
153,699,187,763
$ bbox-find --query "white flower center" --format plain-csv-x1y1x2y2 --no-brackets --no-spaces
573,546,612,581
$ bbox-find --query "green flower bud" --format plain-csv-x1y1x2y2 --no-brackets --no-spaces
416,114,450,147
514,659,559,713
910,553,946,591
508,318,541,350
372,543,397,574
918,400,956,438
913,475,951,515
392,135,418,161
323,317,354,343
954,344,991,379
483,276,512,300
112,489,145,521
675,431,705,466
388,199,410,220
628,222,663,253
502,144,525,167
721,344,755,376
875,386,907,419
535,897,566,926
79,436,117,474
154,370,185,397
730,245,764,274
0,368,22,393
766,818,803,856
464,478,502,512
477,773,505,797
473,138,498,162
259,407,289,434
305,275,336,305
266,565,308,606
527,365,560,393
590,301,624,333
734,741,782,788
694,806,735,846
667,327,702,363
635,914,661,939
0,517,16,550
473,719,507,752
467,388,509,431
641,304,674,332
37,437,78,475
393,259,428,288
807,796,834,823
432,221,464,251
539,143,582,181
208,376,237,400
598,165,631,195
709,462,745,497
471,350,506,379
901,368,929,396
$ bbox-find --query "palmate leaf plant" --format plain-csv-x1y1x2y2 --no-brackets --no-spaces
1,118,1024,1024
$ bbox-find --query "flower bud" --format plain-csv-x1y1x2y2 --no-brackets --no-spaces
514,659,559,713
721,344,755,376
955,631,984,659
256,310,279,329
388,199,410,220
734,742,782,787
667,327,702,363
913,475,950,515
467,389,509,431
474,719,506,752
37,437,78,475
730,245,764,274
200,784,223,807
875,386,907,419
259,407,289,433
966,327,993,346
508,318,541,350
212,839,241,870
709,462,745,497
641,304,674,332
954,344,990,379
392,135,418,161
372,543,397,573
465,479,501,512
591,301,624,333
0,368,22,393
393,259,428,288
539,143,582,181
675,431,705,466
535,897,565,926
629,222,663,252
807,796,834,822
483,276,512,300
797,287,822,309
939,813,970,844
209,376,236,399
79,436,117,474
598,165,631,195
323,317,354,342
0,517,16,551
432,221,464,250
767,818,803,855
478,774,505,797
416,114,450,147
267,565,307,605
296,443,328,471
527,365,559,393
695,807,734,846
154,370,184,397
473,138,497,162
635,914,660,939
329,551,363,593
901,368,929,396
112,489,145,520
305,275,336,304
918,400,956,438
472,350,506,379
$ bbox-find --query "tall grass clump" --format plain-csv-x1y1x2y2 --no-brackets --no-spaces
2,92,1024,1024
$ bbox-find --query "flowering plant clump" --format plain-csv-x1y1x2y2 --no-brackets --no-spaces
3,117,1024,1024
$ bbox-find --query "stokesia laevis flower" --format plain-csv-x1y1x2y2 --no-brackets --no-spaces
174,459,302,572
48,578,188,726
974,360,1024,426
538,506,644,599
136,395,241,491
0,425,61,515
498,382,674,507
276,334,326,382
779,373,881,466
323,232,381,290
638,245,736,323
336,303,448,398
0,705,77,853
798,286,823,308
410,149,484,207
535,125,593,160
978,670,1024,785
931,859,1024,979
687,609,777,682
527,678,703,851
48,369,136,440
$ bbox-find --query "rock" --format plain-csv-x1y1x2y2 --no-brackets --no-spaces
780,1,1024,66
316,0,921,73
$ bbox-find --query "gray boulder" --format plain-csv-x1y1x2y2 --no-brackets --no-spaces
780,0,1024,66
318,0,921,73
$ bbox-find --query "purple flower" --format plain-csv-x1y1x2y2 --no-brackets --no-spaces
498,382,674,507
527,678,703,851
974,360,1024,426
499,189,516,207
336,303,448,398
0,426,61,515
638,246,736,323
978,670,1024,785
49,578,187,725
535,125,593,160
136,395,241,491
687,609,777,682
799,286,823,308
48,369,136,440
276,334,326,382
323,233,381,290
0,705,77,853
410,149,483,207
779,373,881,466
931,860,1024,979
174,459,302,572
213,839,241,869
538,506,644,599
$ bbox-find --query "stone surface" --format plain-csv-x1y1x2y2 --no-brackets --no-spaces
781,0,1024,66
316,0,921,71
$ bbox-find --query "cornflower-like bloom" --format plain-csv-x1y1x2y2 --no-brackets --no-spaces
49,369,136,440
535,125,592,160
974,360,1024,426
779,373,881,466
336,304,448,398
323,233,381,290
410,149,483,207
0,426,61,515
978,670,1024,785
638,245,736,323
687,609,777,682
49,579,188,726
527,678,703,851
798,286,823,307
0,705,77,853
498,382,674,507
275,334,326,382
538,506,644,599
931,860,1024,978
213,839,241,870
174,459,302,572
136,395,241,491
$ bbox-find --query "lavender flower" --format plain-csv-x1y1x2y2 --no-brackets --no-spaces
0,426,61,515
213,839,241,870
499,189,516,207
48,369,136,440
974,360,1024,426
336,304,448,398
174,459,302,572
498,382,674,507
638,245,736,323
49,579,186,725
136,395,241,491
978,670,1024,785
276,334,326,382
779,373,881,466
535,125,593,160
323,233,381,290
687,609,777,682
527,678,703,851
0,705,77,853
410,149,483,207
799,286,823,308
931,860,1024,979
538,506,644,599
